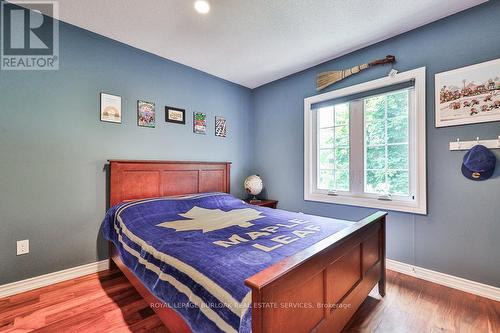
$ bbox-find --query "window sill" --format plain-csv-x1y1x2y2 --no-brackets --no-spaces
304,192,427,215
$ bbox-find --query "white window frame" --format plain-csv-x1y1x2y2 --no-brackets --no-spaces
304,67,427,214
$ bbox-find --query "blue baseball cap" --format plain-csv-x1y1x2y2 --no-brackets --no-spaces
461,145,496,181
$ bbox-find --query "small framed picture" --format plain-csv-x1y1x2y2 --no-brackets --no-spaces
215,116,227,137
100,93,122,123
193,112,207,134
137,100,155,128
165,106,186,124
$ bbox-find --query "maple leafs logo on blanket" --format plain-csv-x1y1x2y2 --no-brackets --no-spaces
156,206,265,233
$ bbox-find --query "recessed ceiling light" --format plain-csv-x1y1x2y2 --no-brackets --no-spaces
194,0,210,14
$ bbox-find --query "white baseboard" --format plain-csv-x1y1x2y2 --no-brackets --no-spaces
0,260,109,299
386,259,500,302
1,258,498,303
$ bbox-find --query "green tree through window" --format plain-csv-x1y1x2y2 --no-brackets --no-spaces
318,103,349,191
317,90,410,196
364,90,409,195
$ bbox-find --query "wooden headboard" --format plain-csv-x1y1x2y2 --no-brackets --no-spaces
109,160,231,206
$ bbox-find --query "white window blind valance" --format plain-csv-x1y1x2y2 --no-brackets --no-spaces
310,79,415,110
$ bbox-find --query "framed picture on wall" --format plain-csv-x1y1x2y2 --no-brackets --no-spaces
193,112,207,134
435,58,500,127
137,100,155,128
215,116,227,137
100,93,122,123
165,106,186,124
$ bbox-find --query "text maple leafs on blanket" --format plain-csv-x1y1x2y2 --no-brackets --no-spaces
156,206,265,233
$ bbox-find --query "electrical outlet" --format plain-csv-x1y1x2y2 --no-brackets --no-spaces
16,240,29,255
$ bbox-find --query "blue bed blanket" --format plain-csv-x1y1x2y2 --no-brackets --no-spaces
102,193,354,333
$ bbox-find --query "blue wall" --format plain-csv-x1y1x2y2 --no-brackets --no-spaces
252,1,500,287
0,20,253,284
1,1,499,288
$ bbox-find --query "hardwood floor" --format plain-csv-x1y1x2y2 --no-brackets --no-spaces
0,270,168,333
0,269,498,332
345,271,500,333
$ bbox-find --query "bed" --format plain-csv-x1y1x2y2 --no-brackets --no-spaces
104,160,386,333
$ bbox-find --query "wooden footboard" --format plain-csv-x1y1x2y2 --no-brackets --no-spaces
244,211,386,333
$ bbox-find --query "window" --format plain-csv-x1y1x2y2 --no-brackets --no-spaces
364,90,409,196
318,103,350,191
304,68,426,214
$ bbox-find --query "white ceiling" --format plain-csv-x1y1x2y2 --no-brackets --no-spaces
33,0,486,88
